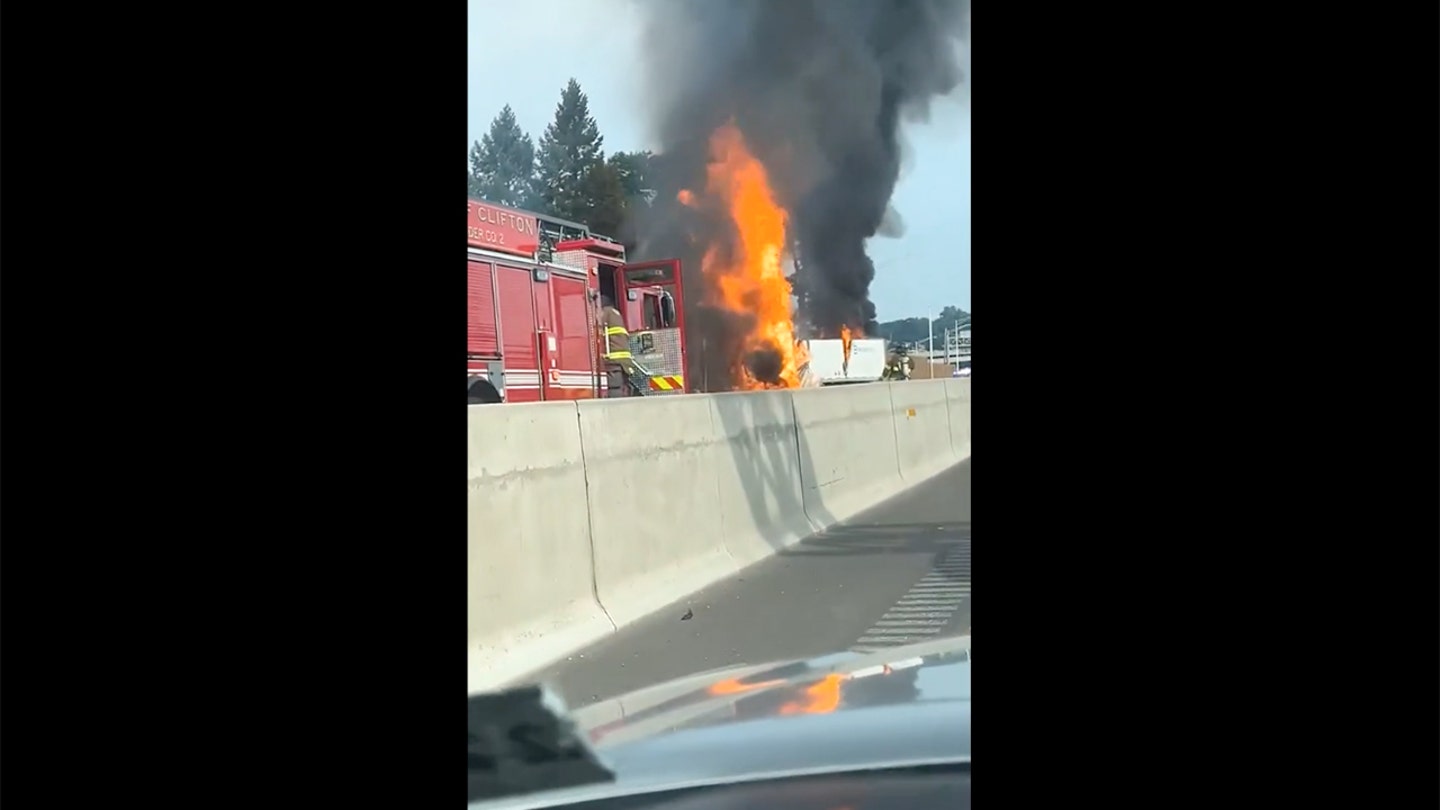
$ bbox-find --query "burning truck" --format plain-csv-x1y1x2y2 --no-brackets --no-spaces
626,0,969,395
658,124,892,392
799,328,888,387
791,233,886,387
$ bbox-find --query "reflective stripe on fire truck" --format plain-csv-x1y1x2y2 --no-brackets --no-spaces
469,369,596,388
648,375,685,391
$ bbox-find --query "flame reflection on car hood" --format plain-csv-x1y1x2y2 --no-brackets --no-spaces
568,635,970,749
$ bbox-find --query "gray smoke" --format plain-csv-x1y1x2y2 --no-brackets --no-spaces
630,0,969,387
877,206,906,239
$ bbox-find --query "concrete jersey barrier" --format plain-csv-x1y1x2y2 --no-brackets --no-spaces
789,382,903,527
707,389,816,567
577,394,734,629
466,401,613,694
944,378,972,460
888,379,957,482
468,379,971,694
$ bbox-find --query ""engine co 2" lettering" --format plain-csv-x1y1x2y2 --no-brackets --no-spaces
467,226,506,246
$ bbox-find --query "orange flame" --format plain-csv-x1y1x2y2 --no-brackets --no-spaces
840,325,854,369
679,123,807,389
706,677,787,696
778,674,848,716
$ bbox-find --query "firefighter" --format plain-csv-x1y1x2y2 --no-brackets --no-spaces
599,295,643,396
884,344,913,381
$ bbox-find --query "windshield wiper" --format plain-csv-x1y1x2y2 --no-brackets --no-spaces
467,685,614,803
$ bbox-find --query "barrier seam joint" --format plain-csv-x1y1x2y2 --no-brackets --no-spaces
789,393,816,529
886,383,904,481
574,405,618,633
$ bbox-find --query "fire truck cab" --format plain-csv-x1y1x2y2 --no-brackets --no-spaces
599,257,687,394
467,198,689,403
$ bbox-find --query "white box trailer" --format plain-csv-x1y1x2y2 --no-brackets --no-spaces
800,338,888,386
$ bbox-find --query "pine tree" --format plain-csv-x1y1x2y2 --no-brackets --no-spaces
580,161,628,237
534,79,605,223
469,105,537,209
607,150,655,206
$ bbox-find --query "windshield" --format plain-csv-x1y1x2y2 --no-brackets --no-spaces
468,0,971,802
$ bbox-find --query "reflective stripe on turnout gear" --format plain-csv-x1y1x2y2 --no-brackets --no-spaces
603,326,632,359
602,306,631,360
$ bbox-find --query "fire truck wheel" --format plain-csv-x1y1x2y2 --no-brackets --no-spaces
467,378,503,405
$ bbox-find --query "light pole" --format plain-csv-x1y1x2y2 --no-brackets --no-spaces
932,316,970,354
943,318,971,365
953,318,971,366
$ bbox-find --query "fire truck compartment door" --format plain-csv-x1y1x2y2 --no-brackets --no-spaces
531,268,558,399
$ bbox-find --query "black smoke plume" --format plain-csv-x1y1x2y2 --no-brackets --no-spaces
628,0,969,389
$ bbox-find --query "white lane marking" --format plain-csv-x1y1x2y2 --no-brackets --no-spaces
850,544,970,652
901,584,968,591
908,588,968,592
857,630,944,640
856,627,946,639
906,583,970,591
866,621,950,628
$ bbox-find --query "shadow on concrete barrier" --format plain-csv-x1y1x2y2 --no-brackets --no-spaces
791,383,903,527
779,457,971,564
468,378,971,693
709,389,821,567
466,401,614,694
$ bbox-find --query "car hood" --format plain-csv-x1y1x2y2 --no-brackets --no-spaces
567,634,970,749
470,636,970,810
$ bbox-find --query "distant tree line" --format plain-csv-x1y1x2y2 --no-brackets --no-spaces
468,78,653,240
877,306,970,345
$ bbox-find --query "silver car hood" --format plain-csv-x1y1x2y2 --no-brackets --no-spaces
472,636,970,810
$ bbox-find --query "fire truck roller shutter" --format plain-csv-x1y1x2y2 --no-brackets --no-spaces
468,377,503,405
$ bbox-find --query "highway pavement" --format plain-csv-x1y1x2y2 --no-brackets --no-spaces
531,458,972,709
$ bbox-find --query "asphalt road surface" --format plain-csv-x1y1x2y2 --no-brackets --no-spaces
533,458,972,709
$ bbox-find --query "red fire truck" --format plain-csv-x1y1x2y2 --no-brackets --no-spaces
467,198,689,404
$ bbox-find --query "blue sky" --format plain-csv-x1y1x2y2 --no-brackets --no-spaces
468,0,970,321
